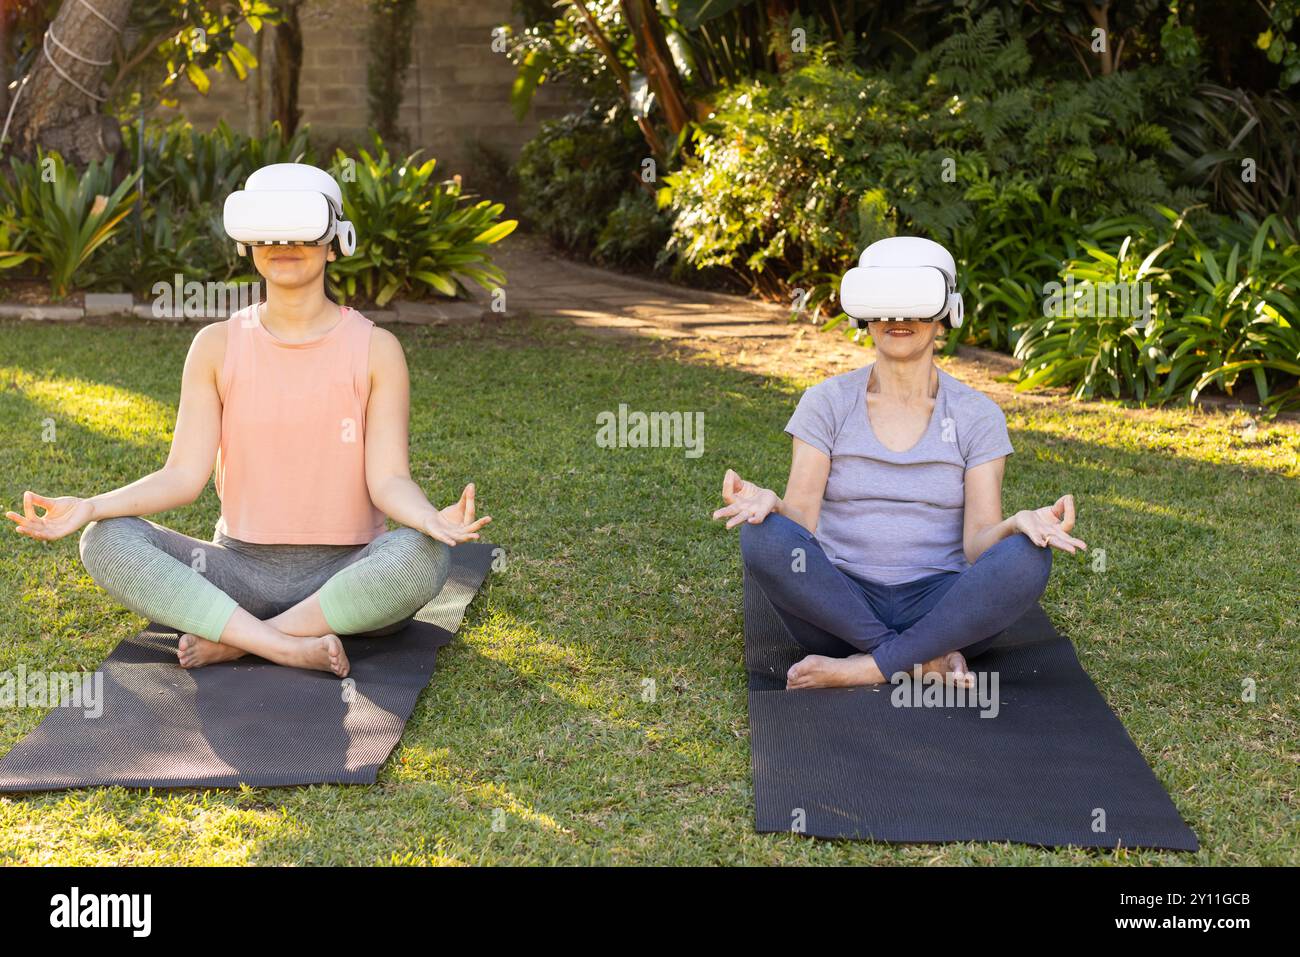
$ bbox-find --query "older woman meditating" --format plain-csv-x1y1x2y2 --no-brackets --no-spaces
713,237,1085,689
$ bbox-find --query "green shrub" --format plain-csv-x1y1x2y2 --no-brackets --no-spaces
1013,207,1300,410
1012,214,1175,402
1,123,518,305
99,204,255,297
1167,212,1300,409
120,118,314,212
0,220,38,274
93,119,315,292
324,135,517,306
1166,83,1300,230
595,190,672,268
0,149,141,297
515,107,666,263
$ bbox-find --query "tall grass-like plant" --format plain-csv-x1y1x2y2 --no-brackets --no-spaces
948,189,1108,353
97,204,255,296
0,150,141,297
120,119,314,211
1167,84,1300,230
99,120,314,292
1013,215,1174,402
1013,206,1300,410
325,136,517,306
0,221,38,273
1166,212,1300,409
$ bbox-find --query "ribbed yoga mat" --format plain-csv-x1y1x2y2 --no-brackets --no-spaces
744,570,1199,851
0,543,495,793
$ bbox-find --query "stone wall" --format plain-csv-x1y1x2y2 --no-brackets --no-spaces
168,0,572,194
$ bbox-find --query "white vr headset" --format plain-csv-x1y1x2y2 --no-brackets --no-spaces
839,236,964,329
222,163,357,257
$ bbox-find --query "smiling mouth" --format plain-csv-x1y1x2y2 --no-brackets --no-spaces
885,327,915,336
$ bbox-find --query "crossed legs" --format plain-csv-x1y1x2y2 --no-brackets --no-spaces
78,517,450,676
739,513,1051,688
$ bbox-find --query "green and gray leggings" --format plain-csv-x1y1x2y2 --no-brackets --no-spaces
78,517,451,641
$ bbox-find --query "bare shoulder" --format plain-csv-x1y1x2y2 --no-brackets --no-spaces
187,320,228,374
367,324,408,381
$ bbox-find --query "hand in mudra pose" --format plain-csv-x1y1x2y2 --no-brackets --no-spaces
712,469,780,529
5,491,93,542
1012,494,1087,554
423,483,492,546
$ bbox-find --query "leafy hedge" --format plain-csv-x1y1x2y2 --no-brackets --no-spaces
1015,209,1300,409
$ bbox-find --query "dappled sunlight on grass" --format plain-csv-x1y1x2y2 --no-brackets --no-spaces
1,368,174,449
0,788,303,865
1007,407,1300,477
460,609,746,772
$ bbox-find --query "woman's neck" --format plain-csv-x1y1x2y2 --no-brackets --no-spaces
869,354,938,401
258,288,339,342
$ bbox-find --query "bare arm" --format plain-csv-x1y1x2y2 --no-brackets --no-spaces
776,438,830,532
363,328,490,546
90,323,225,520
7,323,225,541
713,437,830,532
962,457,1014,562
963,456,1087,561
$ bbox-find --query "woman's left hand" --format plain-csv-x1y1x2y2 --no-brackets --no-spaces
423,483,492,546
1014,494,1087,553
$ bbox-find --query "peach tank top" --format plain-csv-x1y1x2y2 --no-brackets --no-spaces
214,303,387,545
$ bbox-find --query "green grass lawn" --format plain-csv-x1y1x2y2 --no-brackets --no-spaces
0,316,1296,865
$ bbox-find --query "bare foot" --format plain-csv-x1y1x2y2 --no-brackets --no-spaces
786,653,887,689
281,633,350,678
919,651,974,689
177,630,349,677
177,633,246,669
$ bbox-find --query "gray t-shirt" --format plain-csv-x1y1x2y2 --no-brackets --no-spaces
784,363,1013,586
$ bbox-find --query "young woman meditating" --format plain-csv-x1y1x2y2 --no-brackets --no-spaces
713,239,1085,690
5,164,490,678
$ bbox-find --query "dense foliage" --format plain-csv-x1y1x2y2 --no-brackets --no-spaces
514,107,668,267
0,122,516,305
510,3,1300,409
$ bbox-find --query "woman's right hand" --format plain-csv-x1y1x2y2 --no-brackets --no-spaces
5,491,95,542
712,469,780,530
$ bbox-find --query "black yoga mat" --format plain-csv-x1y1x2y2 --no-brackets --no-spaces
0,542,495,793
744,570,1198,851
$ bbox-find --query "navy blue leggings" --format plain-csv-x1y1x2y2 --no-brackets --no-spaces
739,513,1052,679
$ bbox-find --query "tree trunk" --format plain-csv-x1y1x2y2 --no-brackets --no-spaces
5,0,133,164
570,0,665,160
768,0,795,72
1084,0,1115,76
272,0,305,135
621,0,692,137
0,6,10,122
